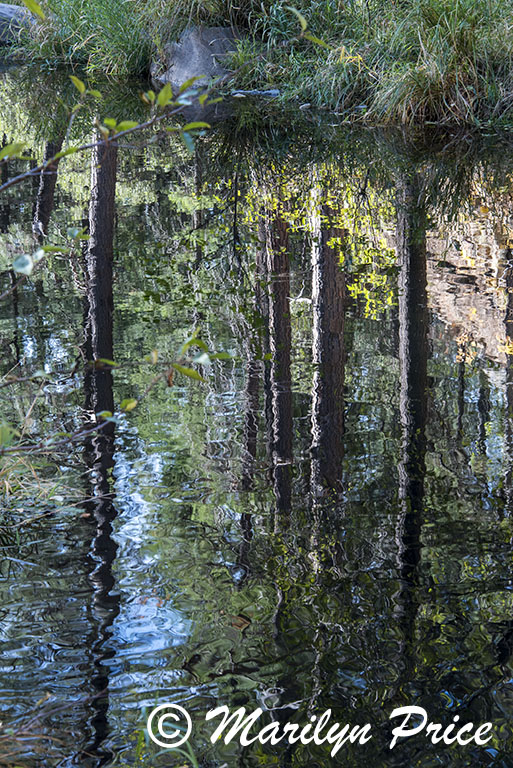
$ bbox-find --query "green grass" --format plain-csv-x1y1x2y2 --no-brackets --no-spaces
369,0,513,124
13,0,513,126
17,0,156,75
14,0,266,75
232,0,513,126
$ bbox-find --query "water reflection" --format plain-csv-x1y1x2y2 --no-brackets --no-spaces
3,87,513,765
0,148,20,365
394,172,428,685
504,251,513,517
264,201,293,520
81,140,120,765
33,138,64,241
310,189,345,497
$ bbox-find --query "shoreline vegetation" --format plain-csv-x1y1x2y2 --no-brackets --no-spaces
9,0,513,128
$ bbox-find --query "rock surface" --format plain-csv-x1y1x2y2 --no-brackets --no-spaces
0,3,31,44
151,26,238,90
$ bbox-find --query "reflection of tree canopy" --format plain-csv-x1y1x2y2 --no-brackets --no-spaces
3,70,513,765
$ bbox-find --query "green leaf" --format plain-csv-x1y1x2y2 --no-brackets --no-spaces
181,131,195,154
95,358,119,368
157,83,173,108
12,253,33,275
96,411,119,424
210,351,233,360
181,331,208,355
70,75,86,94
103,117,117,129
182,121,211,131
304,30,329,48
120,398,138,412
54,147,78,159
172,364,205,382
286,6,308,31
179,75,203,93
193,352,211,365
87,89,102,98
0,142,26,161
116,120,139,131
0,423,13,446
22,0,44,18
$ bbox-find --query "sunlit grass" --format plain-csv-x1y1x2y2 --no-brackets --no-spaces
12,0,513,124
232,0,513,126
14,0,266,75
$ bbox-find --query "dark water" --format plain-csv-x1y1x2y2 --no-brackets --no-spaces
2,70,513,767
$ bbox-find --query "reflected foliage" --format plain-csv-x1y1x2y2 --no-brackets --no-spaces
2,75,513,767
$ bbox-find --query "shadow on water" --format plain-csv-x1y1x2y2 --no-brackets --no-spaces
4,67,513,766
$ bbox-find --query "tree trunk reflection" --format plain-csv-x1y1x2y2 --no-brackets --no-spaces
33,139,64,241
394,173,428,668
265,205,293,520
504,249,513,517
310,198,345,497
81,140,119,766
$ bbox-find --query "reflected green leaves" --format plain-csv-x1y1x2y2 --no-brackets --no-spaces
3,75,513,767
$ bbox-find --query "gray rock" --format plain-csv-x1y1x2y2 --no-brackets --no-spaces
151,26,238,91
0,3,32,44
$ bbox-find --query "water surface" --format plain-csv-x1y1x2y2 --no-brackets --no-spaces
1,72,513,766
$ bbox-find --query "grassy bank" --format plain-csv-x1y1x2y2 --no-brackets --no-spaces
14,0,265,75
14,0,513,126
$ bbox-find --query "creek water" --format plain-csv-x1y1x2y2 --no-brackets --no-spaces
1,71,513,767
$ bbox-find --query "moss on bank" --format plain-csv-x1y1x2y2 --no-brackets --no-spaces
12,0,513,127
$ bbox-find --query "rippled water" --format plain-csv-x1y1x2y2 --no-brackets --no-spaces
1,70,513,766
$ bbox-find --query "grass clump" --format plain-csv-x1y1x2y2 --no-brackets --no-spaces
233,0,513,126
15,0,266,75
12,0,513,125
371,0,513,124
17,0,156,75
